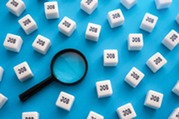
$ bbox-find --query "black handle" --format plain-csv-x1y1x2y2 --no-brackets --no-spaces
19,76,54,102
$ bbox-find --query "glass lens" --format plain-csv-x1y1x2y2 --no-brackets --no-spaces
52,52,86,84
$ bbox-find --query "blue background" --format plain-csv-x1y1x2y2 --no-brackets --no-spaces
0,0,179,119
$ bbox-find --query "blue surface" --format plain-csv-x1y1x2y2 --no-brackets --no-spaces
0,0,179,119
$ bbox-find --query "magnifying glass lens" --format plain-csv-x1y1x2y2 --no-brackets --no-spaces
52,52,86,84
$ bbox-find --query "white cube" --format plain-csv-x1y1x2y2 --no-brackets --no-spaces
125,67,145,88
85,23,101,42
103,49,118,66
162,30,179,50
3,33,23,53
0,93,8,109
18,14,38,35
22,112,39,119
6,0,26,17
58,16,76,37
87,111,104,119
144,90,163,109
96,80,113,98
13,61,33,82
0,67,4,82
176,14,179,24
107,9,125,28
128,33,143,51
56,91,75,111
146,52,167,73
140,13,158,33
32,35,51,55
44,1,59,19
80,0,98,15
116,103,137,119
168,108,179,119
155,0,172,10
172,81,179,96
120,0,137,9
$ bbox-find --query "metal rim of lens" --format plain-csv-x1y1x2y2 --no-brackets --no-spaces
50,49,88,85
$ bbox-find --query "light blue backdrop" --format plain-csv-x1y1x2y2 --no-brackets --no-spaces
0,0,179,119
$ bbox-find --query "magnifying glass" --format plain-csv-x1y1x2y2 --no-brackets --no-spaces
19,49,88,102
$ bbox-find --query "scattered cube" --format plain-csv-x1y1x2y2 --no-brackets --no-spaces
32,35,51,55
144,90,163,109
155,0,172,9
176,14,179,24
162,30,179,50
87,111,104,119
0,93,8,109
0,67,4,82
56,91,75,111
128,33,143,51
172,81,179,96
103,49,118,66
168,108,179,119
6,0,26,17
140,13,158,33
80,0,98,15
96,80,113,98
58,16,76,37
146,52,167,73
22,112,39,119
85,23,101,42
18,14,38,35
116,103,137,119
44,1,59,19
120,0,137,9
125,67,145,88
3,33,23,53
13,61,33,82
107,9,125,28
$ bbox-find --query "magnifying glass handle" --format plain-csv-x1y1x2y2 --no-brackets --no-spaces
19,76,54,102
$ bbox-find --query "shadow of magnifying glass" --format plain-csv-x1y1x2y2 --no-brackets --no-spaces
19,49,88,102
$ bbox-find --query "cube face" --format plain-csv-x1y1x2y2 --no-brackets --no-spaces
144,90,163,109
87,111,104,119
22,112,39,119
162,30,179,50
176,14,179,24
56,91,75,111
103,49,118,66
85,23,101,42
96,80,113,98
0,67,4,82
140,13,158,33
6,0,26,17
155,0,172,9
3,33,23,53
146,52,167,73
125,67,145,88
80,0,98,14
58,16,76,37
128,33,143,51
108,9,125,28
18,14,38,35
32,35,51,55
172,81,179,96
120,0,137,9
44,1,59,19
116,103,137,119
13,61,33,82
0,93,8,109
168,108,179,119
